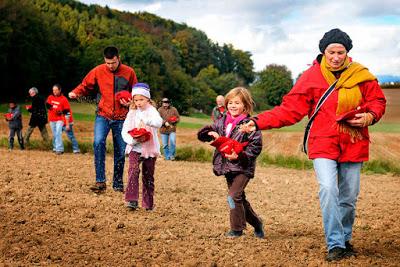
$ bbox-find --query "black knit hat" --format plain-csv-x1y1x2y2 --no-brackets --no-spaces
319,28,353,53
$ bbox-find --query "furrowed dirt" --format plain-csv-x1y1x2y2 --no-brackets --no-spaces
1,149,399,266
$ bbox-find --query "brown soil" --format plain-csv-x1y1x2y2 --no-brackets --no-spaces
1,148,399,266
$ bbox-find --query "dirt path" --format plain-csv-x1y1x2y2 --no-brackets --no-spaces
1,149,399,266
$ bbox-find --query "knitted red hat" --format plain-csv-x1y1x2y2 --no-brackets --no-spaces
115,90,132,103
128,128,151,142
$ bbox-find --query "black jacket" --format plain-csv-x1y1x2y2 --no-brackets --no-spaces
28,95,48,127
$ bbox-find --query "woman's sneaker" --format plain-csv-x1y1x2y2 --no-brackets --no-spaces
345,241,356,256
127,201,138,210
326,247,347,262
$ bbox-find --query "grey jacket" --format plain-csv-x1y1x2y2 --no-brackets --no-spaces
8,105,23,129
198,114,262,178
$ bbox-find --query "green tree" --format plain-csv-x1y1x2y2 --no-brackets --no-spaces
251,64,293,110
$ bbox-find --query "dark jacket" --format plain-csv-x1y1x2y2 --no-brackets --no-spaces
7,105,23,129
198,114,263,178
28,95,48,127
158,106,180,134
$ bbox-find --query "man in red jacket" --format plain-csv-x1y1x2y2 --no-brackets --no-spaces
242,29,386,262
69,46,137,193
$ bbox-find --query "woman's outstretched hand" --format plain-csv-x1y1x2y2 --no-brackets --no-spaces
239,120,256,133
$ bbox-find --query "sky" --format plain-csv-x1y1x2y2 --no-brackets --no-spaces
79,0,400,78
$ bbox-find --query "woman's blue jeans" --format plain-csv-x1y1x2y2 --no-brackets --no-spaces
313,158,362,251
161,132,176,160
94,115,126,190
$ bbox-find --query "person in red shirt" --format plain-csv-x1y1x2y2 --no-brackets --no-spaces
241,29,386,262
69,46,138,193
47,84,71,155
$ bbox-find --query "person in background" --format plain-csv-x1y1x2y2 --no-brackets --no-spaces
241,28,386,262
46,84,71,155
158,98,180,160
197,87,264,239
69,46,137,193
24,87,50,144
62,105,80,154
5,99,24,150
121,83,163,211
211,95,226,121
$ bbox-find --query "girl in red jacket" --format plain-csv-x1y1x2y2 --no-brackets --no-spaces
241,29,386,262
198,87,264,238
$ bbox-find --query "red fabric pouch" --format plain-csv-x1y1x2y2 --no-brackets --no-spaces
128,128,151,142
168,116,178,123
4,113,13,120
211,136,248,157
115,90,132,103
336,106,367,122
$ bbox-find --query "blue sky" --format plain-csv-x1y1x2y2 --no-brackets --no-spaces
79,0,400,77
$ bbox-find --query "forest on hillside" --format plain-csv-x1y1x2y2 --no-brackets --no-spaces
0,0,261,113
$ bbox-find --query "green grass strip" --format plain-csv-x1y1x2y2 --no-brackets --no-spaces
1,137,399,176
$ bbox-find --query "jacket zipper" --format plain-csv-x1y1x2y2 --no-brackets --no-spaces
113,73,115,119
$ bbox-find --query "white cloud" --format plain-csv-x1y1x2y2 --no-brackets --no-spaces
79,0,400,76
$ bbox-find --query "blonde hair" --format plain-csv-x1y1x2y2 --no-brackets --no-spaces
224,87,255,115
129,95,157,110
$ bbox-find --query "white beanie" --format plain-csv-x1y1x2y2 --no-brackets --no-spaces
132,83,151,99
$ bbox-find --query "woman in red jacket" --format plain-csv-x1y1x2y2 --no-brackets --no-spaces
242,29,386,262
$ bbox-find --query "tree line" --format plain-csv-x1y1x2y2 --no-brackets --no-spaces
0,0,293,113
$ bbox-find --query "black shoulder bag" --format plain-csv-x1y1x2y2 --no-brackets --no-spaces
302,80,338,155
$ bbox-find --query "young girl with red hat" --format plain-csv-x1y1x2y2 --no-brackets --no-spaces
197,87,264,238
121,83,163,211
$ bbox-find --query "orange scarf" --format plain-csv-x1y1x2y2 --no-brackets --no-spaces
320,56,376,141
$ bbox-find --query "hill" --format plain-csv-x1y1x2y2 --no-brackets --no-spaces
0,0,253,113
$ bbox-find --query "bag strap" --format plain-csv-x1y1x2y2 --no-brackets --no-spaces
303,80,338,155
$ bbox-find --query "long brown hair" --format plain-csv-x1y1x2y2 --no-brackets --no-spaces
224,87,255,115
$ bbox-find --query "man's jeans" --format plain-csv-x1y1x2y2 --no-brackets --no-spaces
161,132,176,160
94,115,126,190
313,158,362,251
63,124,80,153
50,121,64,152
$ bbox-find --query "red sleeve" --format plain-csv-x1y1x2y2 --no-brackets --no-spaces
62,96,71,112
254,73,314,130
72,67,98,96
361,80,386,122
